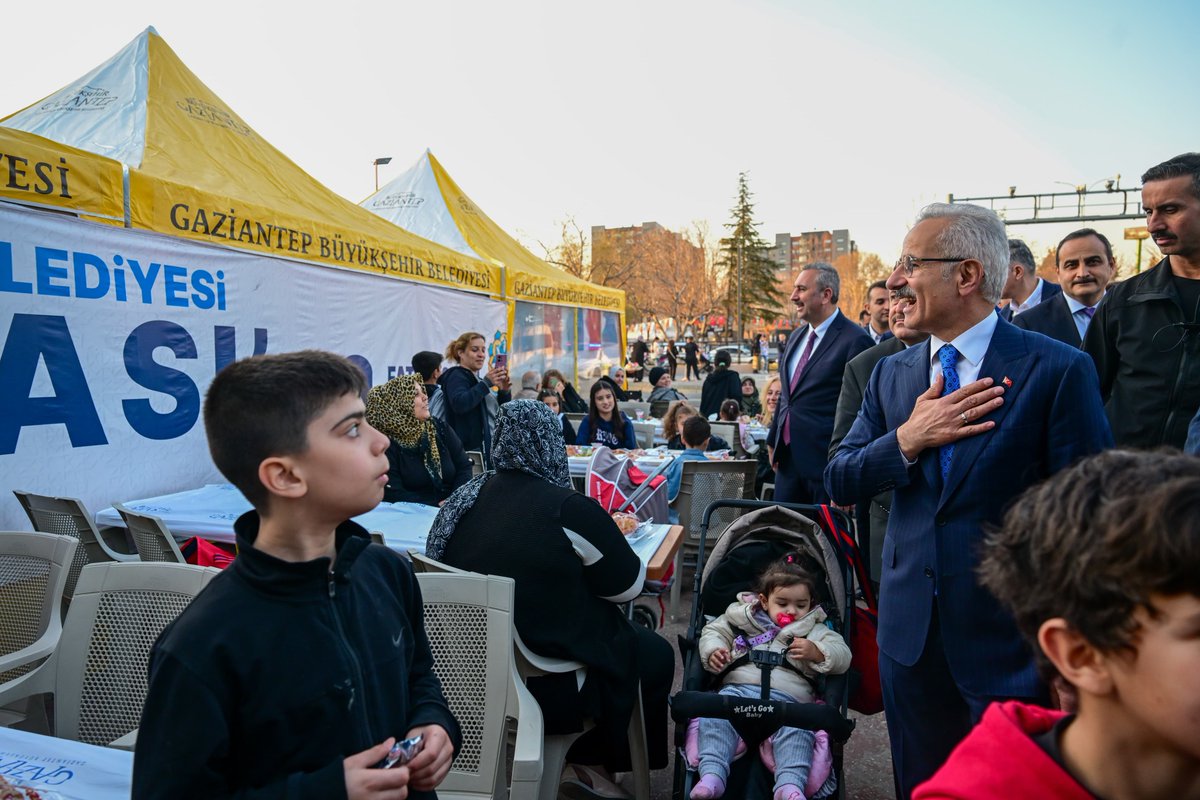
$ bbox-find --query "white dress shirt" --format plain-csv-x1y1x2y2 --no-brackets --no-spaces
1064,292,1103,342
786,308,842,384
1009,277,1046,316
927,310,999,386
900,310,1000,465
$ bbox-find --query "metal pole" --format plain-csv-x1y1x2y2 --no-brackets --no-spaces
374,163,380,192
1136,238,1143,274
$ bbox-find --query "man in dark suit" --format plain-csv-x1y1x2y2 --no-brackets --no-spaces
998,238,1062,321
825,204,1112,798
767,262,873,504
1013,228,1114,347
829,288,929,587
863,280,895,345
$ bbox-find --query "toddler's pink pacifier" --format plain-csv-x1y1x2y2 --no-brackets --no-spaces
776,613,795,626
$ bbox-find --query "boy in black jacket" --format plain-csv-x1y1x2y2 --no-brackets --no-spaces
133,351,460,799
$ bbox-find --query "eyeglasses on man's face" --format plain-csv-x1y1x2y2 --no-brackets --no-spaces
893,255,967,277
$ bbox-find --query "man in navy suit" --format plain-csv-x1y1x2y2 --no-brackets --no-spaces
825,204,1112,798
998,238,1062,320
768,262,873,504
1013,228,1114,347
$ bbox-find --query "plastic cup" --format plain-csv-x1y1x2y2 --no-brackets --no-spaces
636,410,645,421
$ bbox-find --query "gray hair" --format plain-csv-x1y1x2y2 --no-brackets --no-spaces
914,203,1008,304
803,262,841,303
1008,239,1036,271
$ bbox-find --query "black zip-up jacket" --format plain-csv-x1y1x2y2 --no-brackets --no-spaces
1084,257,1200,448
133,516,461,800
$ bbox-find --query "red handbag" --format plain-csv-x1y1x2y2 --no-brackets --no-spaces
180,536,236,569
818,506,884,715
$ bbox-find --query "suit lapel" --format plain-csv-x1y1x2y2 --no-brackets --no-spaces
939,321,1036,507
1052,295,1082,347
796,316,845,388
891,341,939,491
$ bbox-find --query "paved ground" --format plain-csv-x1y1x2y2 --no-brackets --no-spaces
582,364,897,799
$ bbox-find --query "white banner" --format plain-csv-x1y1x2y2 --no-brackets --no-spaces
0,203,507,532
0,727,132,800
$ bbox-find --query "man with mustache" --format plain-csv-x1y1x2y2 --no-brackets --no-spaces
1013,229,1114,347
1084,153,1200,448
830,288,929,586
825,203,1111,797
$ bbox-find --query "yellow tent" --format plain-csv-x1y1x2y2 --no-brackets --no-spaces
2,27,498,295
363,151,626,381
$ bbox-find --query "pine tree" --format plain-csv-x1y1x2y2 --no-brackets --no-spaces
718,172,783,341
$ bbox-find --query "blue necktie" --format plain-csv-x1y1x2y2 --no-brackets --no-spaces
938,344,961,480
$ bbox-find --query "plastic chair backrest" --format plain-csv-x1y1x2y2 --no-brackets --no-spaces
0,532,77,687
13,490,107,600
563,412,586,429
708,421,746,457
466,451,485,477
54,561,220,745
649,400,671,419
416,571,542,799
114,505,187,564
632,422,656,449
622,401,651,419
674,460,756,550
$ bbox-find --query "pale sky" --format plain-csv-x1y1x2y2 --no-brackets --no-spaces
4,0,1196,269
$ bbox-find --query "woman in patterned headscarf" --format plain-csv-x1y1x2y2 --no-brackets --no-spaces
426,400,674,788
365,374,472,507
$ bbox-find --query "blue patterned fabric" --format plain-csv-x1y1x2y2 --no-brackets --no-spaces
938,344,960,479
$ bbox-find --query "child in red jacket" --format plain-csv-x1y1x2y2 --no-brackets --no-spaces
914,449,1200,800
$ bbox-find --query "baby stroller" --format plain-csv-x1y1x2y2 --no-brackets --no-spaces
585,445,675,630
671,500,858,799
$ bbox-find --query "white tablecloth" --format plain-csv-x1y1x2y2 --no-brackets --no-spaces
96,484,673,569
96,484,438,554
0,727,132,800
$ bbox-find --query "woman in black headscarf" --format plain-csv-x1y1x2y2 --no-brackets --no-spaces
426,400,674,789
366,374,472,506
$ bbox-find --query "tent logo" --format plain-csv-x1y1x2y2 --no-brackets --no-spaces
373,192,424,209
175,97,252,137
37,85,119,113
456,196,478,215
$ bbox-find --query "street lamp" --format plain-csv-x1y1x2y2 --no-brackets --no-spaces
372,157,392,191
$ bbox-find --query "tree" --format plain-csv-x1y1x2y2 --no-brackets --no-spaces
717,173,783,341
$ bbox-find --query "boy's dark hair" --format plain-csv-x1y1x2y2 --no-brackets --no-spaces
1141,152,1200,199
979,449,1200,679
756,554,822,603
681,415,711,448
1055,228,1113,265
411,350,443,382
204,350,367,509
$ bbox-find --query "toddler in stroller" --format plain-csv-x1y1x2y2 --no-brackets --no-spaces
672,502,858,800
692,555,850,799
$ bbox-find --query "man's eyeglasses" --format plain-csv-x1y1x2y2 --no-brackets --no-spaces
893,255,966,277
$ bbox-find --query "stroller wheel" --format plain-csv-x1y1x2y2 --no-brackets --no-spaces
632,604,658,630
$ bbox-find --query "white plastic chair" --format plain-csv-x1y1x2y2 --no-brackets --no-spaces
411,552,651,800
466,451,486,477
0,561,220,747
0,531,78,729
669,459,756,613
113,504,187,563
13,490,138,602
416,571,543,800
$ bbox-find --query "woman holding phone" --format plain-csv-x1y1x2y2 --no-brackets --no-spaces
437,331,511,465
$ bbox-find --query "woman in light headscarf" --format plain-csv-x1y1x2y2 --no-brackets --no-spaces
366,374,472,507
426,400,674,792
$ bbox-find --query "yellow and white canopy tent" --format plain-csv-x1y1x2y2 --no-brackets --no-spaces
362,151,626,384
0,27,514,532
